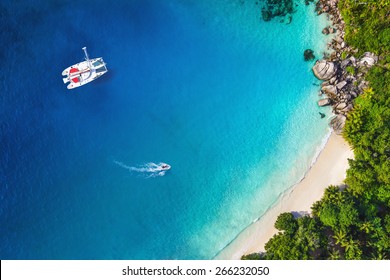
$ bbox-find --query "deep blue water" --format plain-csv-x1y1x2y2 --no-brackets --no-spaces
1,0,331,259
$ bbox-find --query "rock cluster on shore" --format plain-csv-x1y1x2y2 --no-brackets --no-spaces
311,0,378,134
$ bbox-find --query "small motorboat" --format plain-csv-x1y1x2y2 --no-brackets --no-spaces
158,163,171,171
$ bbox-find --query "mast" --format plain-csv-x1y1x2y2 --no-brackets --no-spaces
82,47,92,69
82,47,93,80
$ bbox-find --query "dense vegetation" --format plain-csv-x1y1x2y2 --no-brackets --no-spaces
339,0,390,57
242,0,390,260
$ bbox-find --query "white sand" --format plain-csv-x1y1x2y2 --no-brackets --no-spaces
215,132,354,260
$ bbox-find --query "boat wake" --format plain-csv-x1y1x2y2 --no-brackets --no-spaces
114,160,171,178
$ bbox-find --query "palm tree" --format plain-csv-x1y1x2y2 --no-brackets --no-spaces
324,186,342,203
329,249,342,260
371,251,387,260
344,238,362,260
359,221,374,234
333,229,347,245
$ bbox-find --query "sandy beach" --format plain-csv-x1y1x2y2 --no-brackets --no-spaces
215,132,354,260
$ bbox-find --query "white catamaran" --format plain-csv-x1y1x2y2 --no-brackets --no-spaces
62,47,108,89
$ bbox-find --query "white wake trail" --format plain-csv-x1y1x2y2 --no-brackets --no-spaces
114,160,170,177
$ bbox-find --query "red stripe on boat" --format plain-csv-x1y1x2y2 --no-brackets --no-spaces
70,67,79,83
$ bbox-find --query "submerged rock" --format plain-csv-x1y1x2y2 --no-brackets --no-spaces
286,15,292,24
261,0,295,22
304,49,315,61
261,9,272,21
313,60,338,80
322,27,330,35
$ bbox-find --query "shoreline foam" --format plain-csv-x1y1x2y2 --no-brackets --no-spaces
215,132,353,259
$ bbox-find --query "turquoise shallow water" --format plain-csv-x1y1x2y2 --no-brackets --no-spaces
1,0,331,259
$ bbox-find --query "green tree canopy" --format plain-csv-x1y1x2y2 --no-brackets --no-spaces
274,212,298,235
